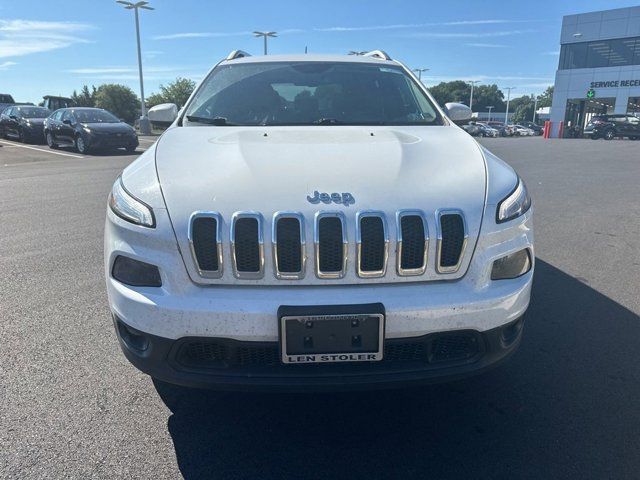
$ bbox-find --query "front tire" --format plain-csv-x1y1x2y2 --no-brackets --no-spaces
75,135,89,154
46,131,57,148
603,129,615,140
125,145,137,153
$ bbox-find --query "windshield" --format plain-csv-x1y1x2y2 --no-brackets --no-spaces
19,107,51,118
74,109,119,123
184,61,442,126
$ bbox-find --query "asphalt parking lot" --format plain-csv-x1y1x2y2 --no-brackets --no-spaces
1,135,639,479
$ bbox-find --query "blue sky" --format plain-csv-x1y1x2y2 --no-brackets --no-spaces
1,0,639,104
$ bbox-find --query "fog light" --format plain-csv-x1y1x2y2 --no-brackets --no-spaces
112,255,162,287
116,318,149,352
491,249,531,280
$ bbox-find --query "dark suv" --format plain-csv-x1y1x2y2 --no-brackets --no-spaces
584,114,640,140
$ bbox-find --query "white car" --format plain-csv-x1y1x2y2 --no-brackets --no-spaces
105,50,534,390
512,125,535,136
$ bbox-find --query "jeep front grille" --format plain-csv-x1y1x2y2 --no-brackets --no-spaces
188,212,223,278
189,209,469,281
230,213,264,279
437,210,468,273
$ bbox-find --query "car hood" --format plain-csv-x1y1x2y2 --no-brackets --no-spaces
155,125,487,283
82,122,134,133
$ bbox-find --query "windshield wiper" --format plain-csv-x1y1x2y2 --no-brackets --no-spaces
313,118,343,125
186,115,240,126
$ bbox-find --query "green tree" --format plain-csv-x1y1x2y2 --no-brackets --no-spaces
145,92,166,109
537,85,554,108
427,81,506,112
428,80,470,107
471,84,505,113
510,95,535,123
71,85,97,107
94,84,140,124
147,77,196,109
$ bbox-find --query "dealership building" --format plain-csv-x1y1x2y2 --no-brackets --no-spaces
550,6,640,137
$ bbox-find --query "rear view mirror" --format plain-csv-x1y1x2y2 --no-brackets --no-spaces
444,103,473,125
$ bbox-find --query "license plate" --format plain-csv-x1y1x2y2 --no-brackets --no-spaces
278,304,385,364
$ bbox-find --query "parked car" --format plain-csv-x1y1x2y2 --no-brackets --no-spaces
511,125,535,136
519,121,543,135
0,105,51,142
583,114,640,140
44,107,138,154
462,121,482,136
487,121,513,136
476,122,499,137
105,50,534,391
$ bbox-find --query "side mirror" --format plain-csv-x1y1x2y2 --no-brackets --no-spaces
444,102,473,125
148,103,179,125
9,114,17,120
63,119,73,125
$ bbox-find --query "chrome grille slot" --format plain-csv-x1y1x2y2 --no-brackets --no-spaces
273,213,305,279
315,212,347,278
397,211,428,276
231,213,264,279
356,212,388,277
189,212,223,278
437,210,467,273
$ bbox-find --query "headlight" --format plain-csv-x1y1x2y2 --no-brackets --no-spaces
496,178,531,223
108,177,155,227
82,126,92,133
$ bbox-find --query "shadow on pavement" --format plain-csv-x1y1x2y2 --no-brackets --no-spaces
154,259,640,479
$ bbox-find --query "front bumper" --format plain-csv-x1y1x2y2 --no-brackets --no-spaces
86,133,138,149
114,314,525,391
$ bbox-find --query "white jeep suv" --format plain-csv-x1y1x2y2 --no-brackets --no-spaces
105,50,533,390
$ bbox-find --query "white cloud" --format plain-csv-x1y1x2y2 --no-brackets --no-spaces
0,60,16,69
153,28,303,41
405,29,535,39
153,31,250,40
542,50,560,56
465,43,509,48
315,19,534,32
67,65,207,81
0,19,93,59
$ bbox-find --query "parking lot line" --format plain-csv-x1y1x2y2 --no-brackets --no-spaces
0,140,85,159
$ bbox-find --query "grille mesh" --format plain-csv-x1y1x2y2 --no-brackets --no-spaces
318,217,344,273
359,216,385,272
400,215,425,270
439,214,465,269
234,218,260,272
177,332,480,370
276,217,302,273
192,217,219,271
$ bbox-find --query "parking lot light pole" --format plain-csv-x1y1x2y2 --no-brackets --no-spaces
253,31,277,55
503,87,516,124
487,106,494,122
117,0,154,135
533,95,539,123
413,68,429,82
468,80,480,111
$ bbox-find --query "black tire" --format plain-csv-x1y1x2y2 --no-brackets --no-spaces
17,127,26,143
125,145,137,153
75,135,89,154
46,131,57,148
603,129,615,140
630,136,639,141
590,134,599,140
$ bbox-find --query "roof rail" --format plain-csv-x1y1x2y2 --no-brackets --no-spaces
362,50,391,61
226,50,251,61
